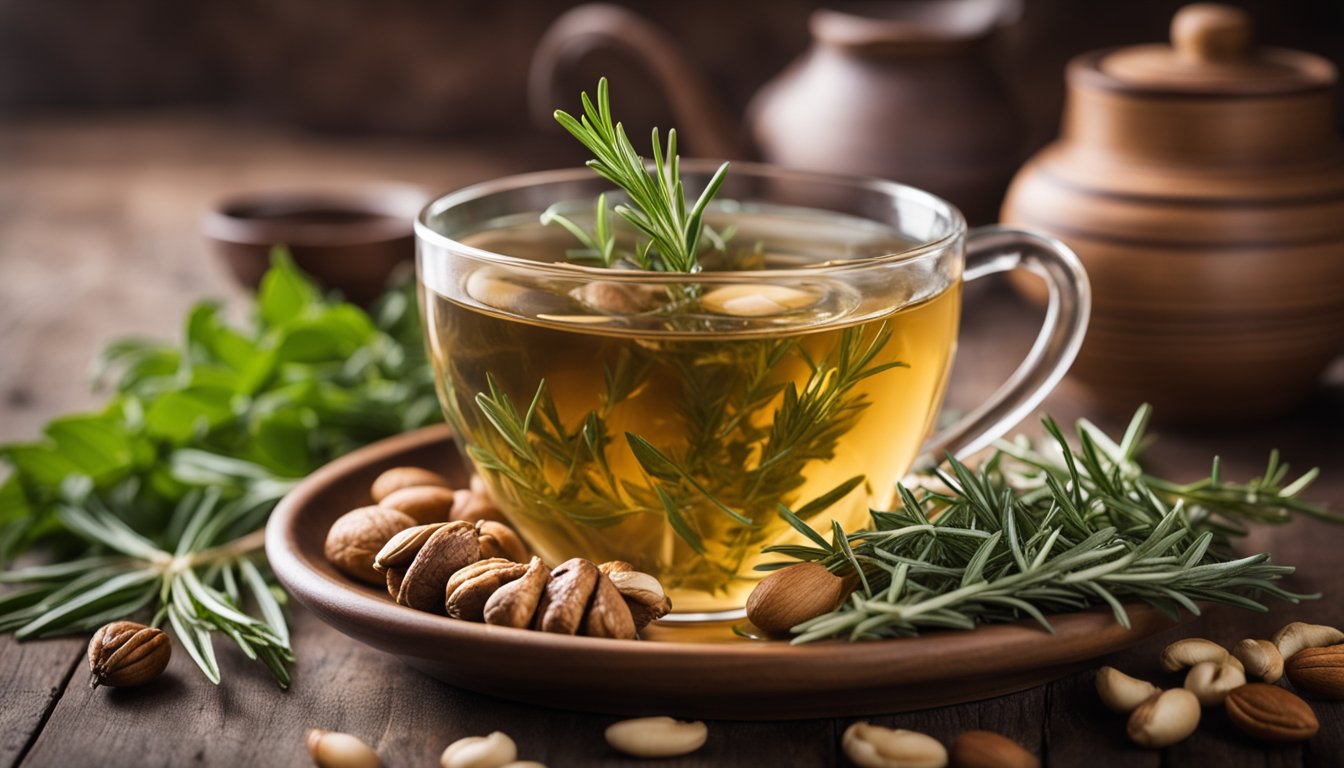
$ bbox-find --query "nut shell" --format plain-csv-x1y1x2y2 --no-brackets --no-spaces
324,506,417,584
1284,644,1344,699
87,621,172,689
395,521,481,613
536,558,599,634
745,562,846,636
606,569,672,630
371,465,452,502
485,556,551,629
582,573,636,640
379,485,457,525
950,730,1039,768
1225,683,1319,742
476,520,529,563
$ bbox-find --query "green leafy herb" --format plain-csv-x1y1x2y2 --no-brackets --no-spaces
0,252,441,685
548,77,729,273
759,406,1333,642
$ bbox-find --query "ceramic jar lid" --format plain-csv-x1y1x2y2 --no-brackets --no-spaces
1083,3,1336,95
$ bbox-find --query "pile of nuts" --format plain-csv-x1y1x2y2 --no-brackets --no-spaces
324,466,671,637
1097,620,1344,747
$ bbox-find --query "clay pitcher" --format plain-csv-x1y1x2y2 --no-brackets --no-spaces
1002,3,1344,423
530,1,1024,224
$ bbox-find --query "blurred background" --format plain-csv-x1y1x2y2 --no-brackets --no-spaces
3,0,1344,440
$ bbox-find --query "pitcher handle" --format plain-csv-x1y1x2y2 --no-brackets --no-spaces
527,3,740,159
915,225,1091,468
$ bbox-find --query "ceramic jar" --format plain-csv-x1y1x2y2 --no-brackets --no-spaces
1003,3,1344,422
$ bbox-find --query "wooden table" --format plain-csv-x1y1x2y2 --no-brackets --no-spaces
3,114,1343,767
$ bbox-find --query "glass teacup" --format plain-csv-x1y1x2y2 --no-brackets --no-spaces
416,163,1089,618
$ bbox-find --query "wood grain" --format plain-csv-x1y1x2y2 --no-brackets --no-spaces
2,113,1343,766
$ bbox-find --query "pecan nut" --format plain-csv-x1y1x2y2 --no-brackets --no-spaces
445,558,528,621
88,620,172,688
484,556,551,629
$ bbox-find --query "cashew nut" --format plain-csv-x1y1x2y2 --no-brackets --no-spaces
842,723,948,768
604,716,707,758
1232,638,1284,682
306,729,381,768
440,732,517,768
1273,622,1344,661
1160,638,1241,673
1183,659,1246,706
1127,688,1201,748
1095,666,1161,713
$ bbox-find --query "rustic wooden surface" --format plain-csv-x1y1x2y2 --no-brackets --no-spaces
2,114,1343,767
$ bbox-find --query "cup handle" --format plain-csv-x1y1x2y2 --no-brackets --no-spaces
914,225,1091,469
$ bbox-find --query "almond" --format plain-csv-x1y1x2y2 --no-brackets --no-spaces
1224,683,1319,742
1285,644,1344,699
370,466,452,502
949,730,1039,768
745,563,848,636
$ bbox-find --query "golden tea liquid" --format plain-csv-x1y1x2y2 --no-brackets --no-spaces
420,205,961,614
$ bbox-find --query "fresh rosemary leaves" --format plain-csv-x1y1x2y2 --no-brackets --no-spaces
548,77,729,273
760,406,1333,643
0,253,440,685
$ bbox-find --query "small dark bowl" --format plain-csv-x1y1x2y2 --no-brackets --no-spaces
202,185,430,305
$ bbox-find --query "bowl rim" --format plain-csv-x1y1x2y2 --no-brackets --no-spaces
203,183,430,248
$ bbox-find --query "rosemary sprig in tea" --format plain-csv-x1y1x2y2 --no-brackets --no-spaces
547,77,729,273
759,406,1332,643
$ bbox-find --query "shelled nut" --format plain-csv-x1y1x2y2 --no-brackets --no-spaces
1160,638,1240,673
371,466,452,503
1232,638,1284,683
745,562,847,636
324,506,417,584
1184,659,1246,706
1273,622,1344,661
1127,688,1201,748
949,730,1038,768
445,559,529,621
1095,666,1160,713
1225,683,1319,742
306,729,381,768
605,717,707,758
440,731,517,768
1284,645,1344,699
842,722,947,768
451,488,507,525
605,568,672,630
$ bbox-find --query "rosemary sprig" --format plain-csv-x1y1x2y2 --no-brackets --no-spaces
551,77,729,273
760,406,1331,643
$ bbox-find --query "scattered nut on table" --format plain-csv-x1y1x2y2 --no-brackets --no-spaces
745,562,848,636
605,716,708,758
1160,637,1240,673
1127,688,1201,748
1184,658,1246,706
306,729,381,768
1232,638,1284,683
324,506,417,584
841,722,947,768
87,620,172,689
1095,666,1160,713
1273,622,1344,661
949,729,1038,768
1284,644,1344,699
440,731,517,768
1225,683,1319,742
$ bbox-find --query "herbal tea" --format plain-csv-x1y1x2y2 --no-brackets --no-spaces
421,206,961,614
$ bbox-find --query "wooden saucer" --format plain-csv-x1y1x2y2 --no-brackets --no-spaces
266,425,1182,720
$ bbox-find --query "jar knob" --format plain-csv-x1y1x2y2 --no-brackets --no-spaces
1171,3,1252,63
